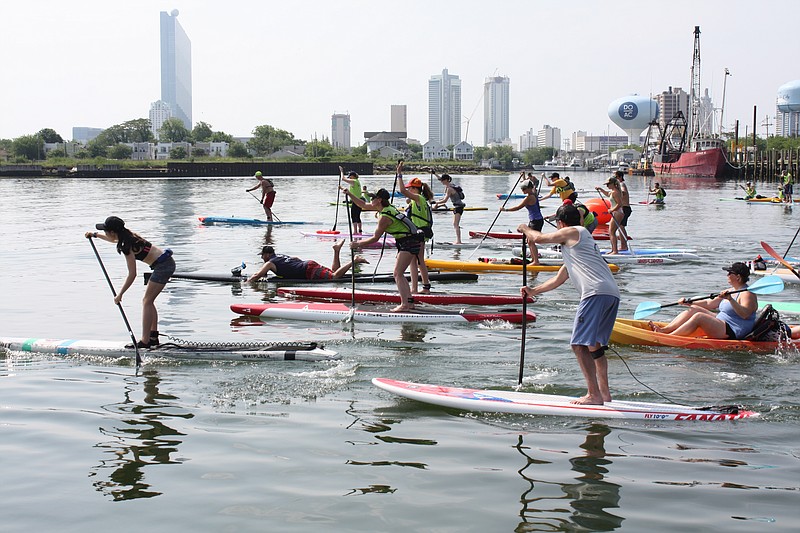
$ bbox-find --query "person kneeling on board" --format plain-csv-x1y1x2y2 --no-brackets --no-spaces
648,262,757,340
518,204,620,405
345,188,425,313
247,242,367,282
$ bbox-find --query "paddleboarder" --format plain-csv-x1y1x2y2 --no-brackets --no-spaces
431,172,465,244
340,167,365,234
246,171,276,221
595,177,626,254
396,160,434,294
518,204,620,406
247,241,368,282
648,262,758,340
649,182,666,204
501,174,543,265
86,216,175,348
347,188,425,312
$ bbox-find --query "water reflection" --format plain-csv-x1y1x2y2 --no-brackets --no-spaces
515,424,624,531
90,369,194,501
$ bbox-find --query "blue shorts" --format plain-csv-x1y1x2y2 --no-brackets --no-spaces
149,254,175,285
570,294,620,347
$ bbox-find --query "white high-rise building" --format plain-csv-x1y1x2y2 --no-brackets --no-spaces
484,76,510,145
391,105,407,133
428,69,461,146
160,10,192,129
149,100,173,140
331,113,351,150
520,128,537,151
655,87,690,130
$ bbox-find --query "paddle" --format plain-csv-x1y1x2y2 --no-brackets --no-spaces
633,275,785,320
87,236,141,367
247,190,282,222
761,241,800,281
344,187,357,320
332,166,343,231
467,171,526,260
518,234,528,386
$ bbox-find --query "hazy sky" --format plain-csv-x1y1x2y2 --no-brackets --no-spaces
2,0,798,146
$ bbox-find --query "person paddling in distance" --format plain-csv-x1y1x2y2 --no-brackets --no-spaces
86,216,175,348
518,204,620,405
650,182,666,204
246,171,276,221
501,172,543,265
395,160,434,294
431,171,465,244
247,242,368,282
344,187,425,312
740,181,757,200
649,262,758,339
595,176,626,254
340,167,365,234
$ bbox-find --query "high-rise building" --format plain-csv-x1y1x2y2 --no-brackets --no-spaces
655,87,689,130
428,69,461,146
331,113,351,150
484,76,510,145
149,100,173,140
519,128,537,151
391,105,407,133
537,125,561,150
160,10,192,129
72,127,103,144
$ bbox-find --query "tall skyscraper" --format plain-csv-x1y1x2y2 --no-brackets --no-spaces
391,105,407,133
484,76,510,145
331,113,351,150
428,69,461,146
160,10,192,129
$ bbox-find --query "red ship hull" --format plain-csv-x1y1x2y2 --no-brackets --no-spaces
652,147,731,178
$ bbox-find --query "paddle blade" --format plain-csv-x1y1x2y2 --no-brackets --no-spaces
748,275,785,294
633,301,662,320
761,241,800,281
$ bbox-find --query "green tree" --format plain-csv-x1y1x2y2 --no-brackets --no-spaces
351,143,368,156
228,140,250,158
305,139,334,159
46,147,67,159
191,147,207,157
108,144,133,160
408,143,423,156
37,128,64,143
85,138,108,158
12,134,44,161
93,118,154,146
522,147,555,166
493,145,516,169
192,121,213,142
159,118,191,142
248,125,303,156
211,131,234,143
170,146,187,159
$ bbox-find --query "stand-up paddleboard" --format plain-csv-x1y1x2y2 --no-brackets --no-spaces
432,206,489,212
1,337,339,362
425,258,620,273
537,248,697,258
199,216,310,226
372,378,758,421
158,271,479,284
751,268,800,285
231,302,535,324
759,300,800,314
277,287,534,305
469,230,633,242
499,254,677,266
300,231,393,249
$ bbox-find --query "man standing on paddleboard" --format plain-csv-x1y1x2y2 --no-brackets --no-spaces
518,204,620,405
246,171,276,221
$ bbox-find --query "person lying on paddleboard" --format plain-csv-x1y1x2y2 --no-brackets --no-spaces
649,262,757,340
518,204,621,406
345,187,425,313
501,173,543,265
247,242,368,282
395,160,434,294
87,216,175,349
246,171,276,221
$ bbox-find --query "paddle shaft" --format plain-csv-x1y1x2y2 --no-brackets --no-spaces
332,170,342,231
468,172,526,260
87,237,141,366
518,234,528,385
248,190,282,222
344,193,356,308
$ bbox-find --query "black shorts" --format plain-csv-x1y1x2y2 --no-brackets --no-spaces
452,205,465,215
350,203,362,223
724,322,737,340
527,219,544,231
621,205,632,226
395,234,424,254
420,225,434,240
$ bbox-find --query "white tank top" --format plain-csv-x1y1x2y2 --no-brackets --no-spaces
561,227,621,299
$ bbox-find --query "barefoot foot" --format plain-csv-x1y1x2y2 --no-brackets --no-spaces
390,305,413,313
570,394,604,405
333,239,345,252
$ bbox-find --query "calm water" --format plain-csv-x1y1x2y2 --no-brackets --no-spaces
1,172,799,532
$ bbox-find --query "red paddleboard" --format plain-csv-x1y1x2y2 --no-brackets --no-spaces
277,287,534,305
231,302,535,324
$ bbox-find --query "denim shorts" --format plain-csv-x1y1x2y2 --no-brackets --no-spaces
149,255,176,284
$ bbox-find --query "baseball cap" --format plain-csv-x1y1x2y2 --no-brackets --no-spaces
549,172,560,179
95,216,125,232
348,171,359,177
255,171,263,177
722,262,750,279
369,188,391,201
605,177,619,186
260,245,275,255
406,177,423,188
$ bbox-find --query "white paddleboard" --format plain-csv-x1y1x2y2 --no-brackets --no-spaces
372,378,758,421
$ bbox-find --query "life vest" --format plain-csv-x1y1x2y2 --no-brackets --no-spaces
380,205,421,238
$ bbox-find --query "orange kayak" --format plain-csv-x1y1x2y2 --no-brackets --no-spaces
611,318,798,352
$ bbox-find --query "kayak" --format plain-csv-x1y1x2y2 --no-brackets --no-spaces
751,268,800,284
277,287,534,305
425,258,619,273
610,318,799,352
0,337,340,362
159,271,479,284
199,216,309,226
231,302,535,324
372,378,757,421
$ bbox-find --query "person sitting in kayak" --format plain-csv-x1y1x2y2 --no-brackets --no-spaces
501,172,543,265
649,262,757,340
247,241,367,282
346,187,425,312
741,181,757,200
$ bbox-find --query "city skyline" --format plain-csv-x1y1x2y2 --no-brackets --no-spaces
2,1,799,148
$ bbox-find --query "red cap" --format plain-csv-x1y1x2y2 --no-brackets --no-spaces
406,177,423,188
